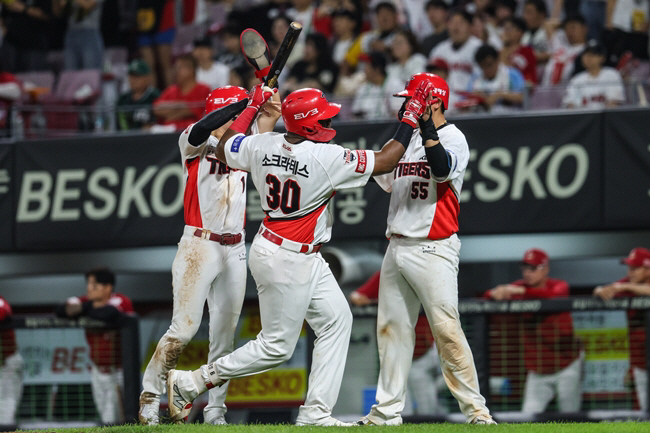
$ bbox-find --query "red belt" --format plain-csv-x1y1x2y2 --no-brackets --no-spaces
260,229,322,254
193,229,242,245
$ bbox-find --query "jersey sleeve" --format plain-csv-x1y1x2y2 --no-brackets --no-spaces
373,172,394,192
178,123,207,160
320,146,376,190
434,130,469,183
223,133,261,172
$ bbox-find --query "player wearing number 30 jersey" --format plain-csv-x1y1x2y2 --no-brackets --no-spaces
361,73,495,425
139,86,281,425
167,82,436,426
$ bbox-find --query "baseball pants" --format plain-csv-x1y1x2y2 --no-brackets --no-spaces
521,352,584,413
0,353,24,425
90,364,124,425
141,225,247,422
633,367,648,411
211,233,353,424
367,235,490,424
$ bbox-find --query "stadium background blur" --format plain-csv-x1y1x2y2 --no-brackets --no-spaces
1,0,650,429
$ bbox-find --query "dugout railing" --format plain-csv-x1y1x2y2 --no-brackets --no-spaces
347,297,650,423
0,314,140,428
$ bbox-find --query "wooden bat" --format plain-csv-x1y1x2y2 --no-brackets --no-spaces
240,22,302,88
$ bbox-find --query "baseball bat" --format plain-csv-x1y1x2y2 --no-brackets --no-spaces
265,21,302,89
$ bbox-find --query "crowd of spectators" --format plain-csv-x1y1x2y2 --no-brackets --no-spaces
0,0,648,136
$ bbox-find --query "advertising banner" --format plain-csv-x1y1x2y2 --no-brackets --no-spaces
0,144,12,251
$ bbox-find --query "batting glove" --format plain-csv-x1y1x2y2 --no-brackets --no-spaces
247,84,276,110
400,81,433,128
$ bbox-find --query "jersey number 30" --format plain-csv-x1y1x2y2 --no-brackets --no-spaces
266,174,301,213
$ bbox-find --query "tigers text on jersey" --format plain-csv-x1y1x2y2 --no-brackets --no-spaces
374,124,469,240
223,132,376,245
179,124,248,234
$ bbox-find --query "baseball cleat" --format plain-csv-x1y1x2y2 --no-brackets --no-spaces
296,416,356,427
357,415,402,426
167,369,199,422
205,415,228,425
138,391,160,425
470,415,497,425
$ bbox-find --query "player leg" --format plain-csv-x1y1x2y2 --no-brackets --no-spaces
0,353,24,425
555,352,584,412
140,231,222,423
408,345,440,415
521,370,555,413
212,239,313,375
203,242,247,424
295,257,354,426
403,236,492,423
365,240,421,425
96,367,125,425
633,367,648,411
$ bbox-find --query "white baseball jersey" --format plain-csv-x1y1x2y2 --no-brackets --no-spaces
179,124,250,234
223,132,376,244
429,36,482,93
562,67,625,108
374,124,469,239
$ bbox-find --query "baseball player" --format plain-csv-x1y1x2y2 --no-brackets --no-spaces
349,272,444,416
485,248,583,413
361,73,495,425
594,247,650,411
56,268,134,425
166,81,435,426
0,296,23,427
138,86,282,425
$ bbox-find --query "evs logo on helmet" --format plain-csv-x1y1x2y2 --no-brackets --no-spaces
294,108,319,120
211,97,241,105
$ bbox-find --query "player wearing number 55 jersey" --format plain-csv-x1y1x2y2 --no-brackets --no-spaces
167,82,435,426
139,86,281,425
361,73,495,425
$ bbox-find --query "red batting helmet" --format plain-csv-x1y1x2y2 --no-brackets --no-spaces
393,72,449,109
205,85,248,113
281,88,341,142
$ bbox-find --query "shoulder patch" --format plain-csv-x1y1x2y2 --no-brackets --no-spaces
355,150,367,173
231,135,245,153
343,149,357,164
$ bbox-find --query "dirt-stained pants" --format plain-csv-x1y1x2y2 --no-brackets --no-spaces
141,225,246,422
367,235,490,424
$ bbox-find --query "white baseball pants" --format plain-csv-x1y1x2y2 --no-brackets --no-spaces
367,235,490,424
633,367,648,412
141,225,247,422
211,234,353,425
0,352,24,425
521,351,584,413
90,364,124,424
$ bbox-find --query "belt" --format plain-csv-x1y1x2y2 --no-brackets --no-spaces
193,229,242,245
260,228,321,254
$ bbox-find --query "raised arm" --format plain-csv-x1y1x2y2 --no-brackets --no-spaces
216,84,276,162
372,81,433,175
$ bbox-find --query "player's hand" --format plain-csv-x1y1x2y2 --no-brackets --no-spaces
401,81,433,128
65,297,83,316
593,284,620,300
260,89,282,119
349,291,375,306
248,84,277,110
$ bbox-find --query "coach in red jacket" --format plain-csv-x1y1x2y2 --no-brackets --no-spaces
594,247,650,411
485,248,583,413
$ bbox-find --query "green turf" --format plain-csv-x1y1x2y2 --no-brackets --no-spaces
29,422,649,433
